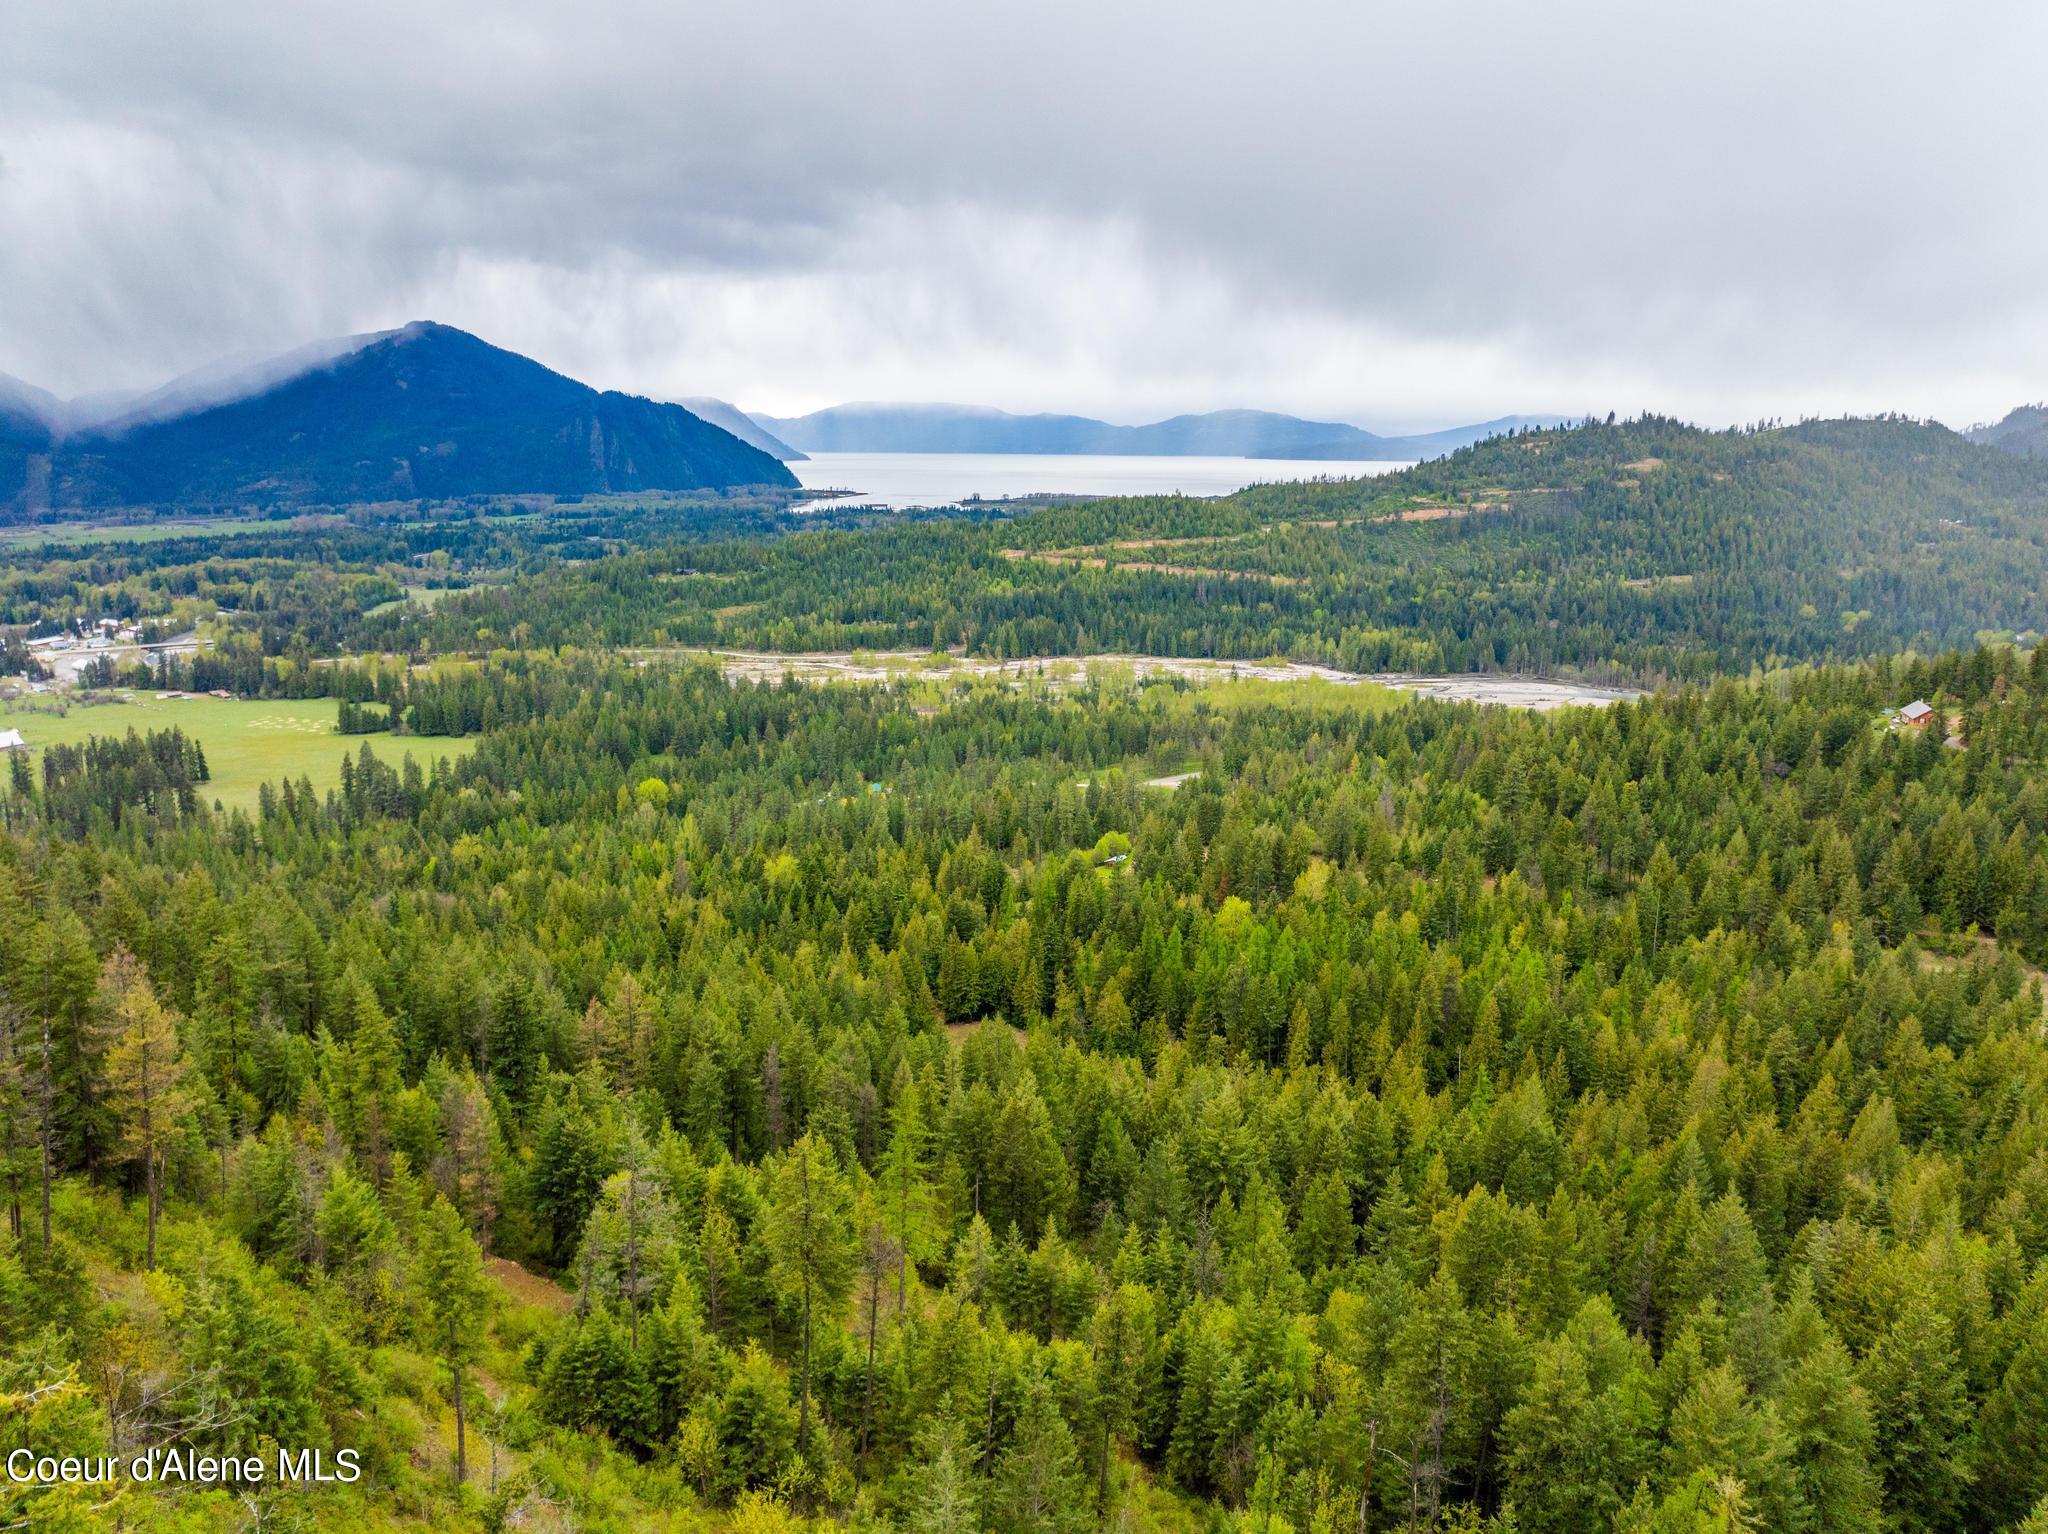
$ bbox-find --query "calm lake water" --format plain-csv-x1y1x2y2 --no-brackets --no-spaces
790,452,1413,509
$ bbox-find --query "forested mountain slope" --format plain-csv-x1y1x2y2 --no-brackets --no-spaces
1972,404,2048,459
0,380,55,512
1,324,798,513
680,397,810,461
362,415,2048,683
6,645,2048,1530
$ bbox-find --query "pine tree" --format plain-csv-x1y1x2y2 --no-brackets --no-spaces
328,979,403,1183
531,1067,624,1267
104,974,197,1270
1664,1363,1802,1532
414,1196,490,1484
430,1068,500,1246
173,1249,323,1446
1293,1166,1357,1272
763,1131,856,1456
195,925,256,1117
698,1202,745,1340
907,1412,981,1534
28,913,103,1248
855,1206,901,1468
717,1342,799,1498
1090,1281,1154,1515
878,1074,941,1309
0,1006,33,1241
1861,1303,1972,1530
1504,1337,1624,1533
991,1369,1091,1534
1976,1302,2048,1526
574,1131,682,1348
1779,1336,1881,1533
1386,1273,1478,1529
644,1272,725,1440
540,1306,656,1448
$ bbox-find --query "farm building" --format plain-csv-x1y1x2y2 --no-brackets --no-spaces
0,728,28,752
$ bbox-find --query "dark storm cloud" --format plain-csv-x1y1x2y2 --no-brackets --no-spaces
2,0,2042,425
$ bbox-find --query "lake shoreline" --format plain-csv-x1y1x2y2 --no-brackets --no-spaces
790,450,1415,509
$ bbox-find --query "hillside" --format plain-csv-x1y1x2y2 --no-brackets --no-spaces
11,411,2048,1534
0,380,53,512
754,401,1565,460
1971,403,2048,459
365,413,2048,683
1272,412,1573,459
679,396,808,460
9,646,2048,1532
2,324,798,513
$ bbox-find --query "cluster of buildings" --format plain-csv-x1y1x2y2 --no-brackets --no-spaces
16,616,199,692
29,615,143,652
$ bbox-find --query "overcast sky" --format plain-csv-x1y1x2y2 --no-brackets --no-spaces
3,0,2043,430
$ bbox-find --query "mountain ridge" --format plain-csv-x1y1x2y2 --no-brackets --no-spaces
751,401,1573,460
1970,403,2048,459
2,324,797,512
676,397,807,461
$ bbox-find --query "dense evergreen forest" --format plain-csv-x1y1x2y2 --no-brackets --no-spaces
7,639,2048,1532
9,414,2048,1532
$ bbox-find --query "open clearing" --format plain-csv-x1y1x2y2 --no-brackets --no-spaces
485,1256,573,1315
999,548,1300,584
364,583,463,617
1381,500,1503,522
0,694,475,811
1915,930,2048,1027
669,647,1640,710
0,517,284,548
687,647,1389,689
1375,674,1641,709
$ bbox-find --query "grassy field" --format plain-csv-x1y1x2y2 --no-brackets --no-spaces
0,693,475,811
363,583,464,617
0,516,285,548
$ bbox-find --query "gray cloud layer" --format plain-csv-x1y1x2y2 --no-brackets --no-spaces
3,0,2043,427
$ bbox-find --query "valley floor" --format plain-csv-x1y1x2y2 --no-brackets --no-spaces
674,646,1641,708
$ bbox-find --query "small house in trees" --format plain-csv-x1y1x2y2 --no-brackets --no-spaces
1897,700,1936,729
0,728,27,752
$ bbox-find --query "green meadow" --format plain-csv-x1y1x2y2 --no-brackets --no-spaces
0,516,284,548
0,693,474,810
363,582,464,617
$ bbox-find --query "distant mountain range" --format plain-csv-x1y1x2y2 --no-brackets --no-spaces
0,324,797,512
1970,404,2048,459
749,402,1573,461
21,326,2033,516
678,398,807,462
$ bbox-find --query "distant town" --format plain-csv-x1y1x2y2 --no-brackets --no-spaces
2,612,212,717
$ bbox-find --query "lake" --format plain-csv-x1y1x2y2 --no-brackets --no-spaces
789,451,1413,509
